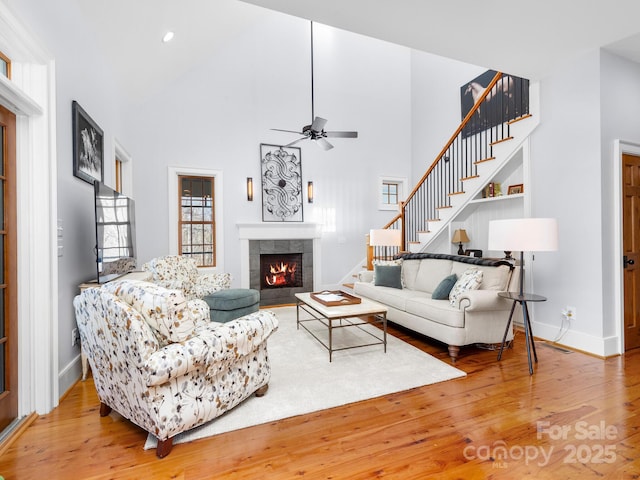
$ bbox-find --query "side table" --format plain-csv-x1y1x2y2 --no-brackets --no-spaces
497,292,547,375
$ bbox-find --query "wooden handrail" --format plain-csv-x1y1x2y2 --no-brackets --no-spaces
403,71,504,206
370,72,528,255
383,215,401,229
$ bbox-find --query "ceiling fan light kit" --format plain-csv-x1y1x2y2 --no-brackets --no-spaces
271,22,358,150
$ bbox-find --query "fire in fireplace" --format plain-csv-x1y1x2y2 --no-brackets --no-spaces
260,253,303,289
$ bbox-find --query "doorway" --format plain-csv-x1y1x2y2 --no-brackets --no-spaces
0,104,17,431
623,153,640,351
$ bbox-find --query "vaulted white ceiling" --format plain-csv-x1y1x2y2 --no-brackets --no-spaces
242,0,640,78
71,0,640,103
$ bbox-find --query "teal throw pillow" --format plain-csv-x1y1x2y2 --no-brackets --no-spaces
374,264,403,289
432,274,458,300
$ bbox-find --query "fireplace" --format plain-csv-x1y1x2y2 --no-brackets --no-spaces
238,222,320,306
260,253,303,289
249,239,313,306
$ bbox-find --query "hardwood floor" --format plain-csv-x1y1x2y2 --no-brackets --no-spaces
1,323,640,479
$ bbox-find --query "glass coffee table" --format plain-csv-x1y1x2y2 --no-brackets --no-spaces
295,292,388,362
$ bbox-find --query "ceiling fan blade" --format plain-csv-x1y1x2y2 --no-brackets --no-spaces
316,138,334,150
325,131,358,138
272,128,304,134
311,116,328,132
285,137,308,147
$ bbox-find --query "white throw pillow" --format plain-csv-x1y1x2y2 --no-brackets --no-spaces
449,268,483,307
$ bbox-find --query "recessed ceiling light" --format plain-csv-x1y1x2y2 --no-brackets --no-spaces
162,31,175,43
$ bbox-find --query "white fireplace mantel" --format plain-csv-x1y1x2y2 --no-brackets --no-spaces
237,222,322,289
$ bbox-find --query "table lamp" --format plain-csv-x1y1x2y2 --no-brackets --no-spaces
370,229,402,261
451,229,470,255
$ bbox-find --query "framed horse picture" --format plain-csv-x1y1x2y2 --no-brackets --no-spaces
460,70,529,138
72,101,104,185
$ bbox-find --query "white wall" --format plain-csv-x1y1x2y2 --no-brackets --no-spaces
529,50,606,353
526,49,640,356
7,0,130,393
124,12,412,289
410,50,485,186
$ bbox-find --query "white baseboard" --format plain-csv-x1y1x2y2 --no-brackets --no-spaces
532,320,620,357
58,353,82,397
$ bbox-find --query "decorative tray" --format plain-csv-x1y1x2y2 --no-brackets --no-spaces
310,290,362,306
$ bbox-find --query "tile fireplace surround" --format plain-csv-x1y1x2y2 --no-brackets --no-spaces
237,223,322,305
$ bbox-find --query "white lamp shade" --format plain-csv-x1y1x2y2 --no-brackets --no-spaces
369,229,402,247
488,218,558,252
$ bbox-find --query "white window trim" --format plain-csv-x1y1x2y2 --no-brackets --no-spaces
167,166,224,273
378,176,408,211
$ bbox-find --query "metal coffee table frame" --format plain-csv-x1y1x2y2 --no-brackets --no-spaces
295,292,388,362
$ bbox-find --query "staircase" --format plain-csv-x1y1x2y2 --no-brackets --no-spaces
381,72,539,256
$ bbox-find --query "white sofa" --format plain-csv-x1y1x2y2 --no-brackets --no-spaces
354,253,519,363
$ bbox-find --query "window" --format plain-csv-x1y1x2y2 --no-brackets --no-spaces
0,51,10,79
114,139,132,196
382,181,398,206
168,166,223,272
179,175,216,267
378,176,408,211
115,158,122,193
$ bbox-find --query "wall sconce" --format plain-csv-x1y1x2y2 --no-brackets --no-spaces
246,177,254,201
307,181,314,203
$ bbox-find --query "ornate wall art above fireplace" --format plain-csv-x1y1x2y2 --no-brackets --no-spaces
260,144,303,222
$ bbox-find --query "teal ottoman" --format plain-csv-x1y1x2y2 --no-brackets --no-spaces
204,288,260,323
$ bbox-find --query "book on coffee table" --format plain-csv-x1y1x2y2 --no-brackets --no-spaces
310,290,362,306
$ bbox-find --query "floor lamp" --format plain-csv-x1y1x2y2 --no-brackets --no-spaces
370,229,402,261
488,218,559,374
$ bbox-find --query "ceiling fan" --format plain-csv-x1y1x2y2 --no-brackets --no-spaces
272,22,358,151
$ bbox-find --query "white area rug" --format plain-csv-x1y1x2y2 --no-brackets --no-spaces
145,306,466,449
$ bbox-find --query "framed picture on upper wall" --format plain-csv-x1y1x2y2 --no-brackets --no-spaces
72,100,104,185
460,70,529,138
260,144,303,222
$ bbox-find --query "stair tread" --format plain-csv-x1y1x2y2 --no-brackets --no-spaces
436,205,452,209
448,191,465,196
427,218,441,222
342,283,354,289
460,175,480,181
508,113,532,125
474,156,496,165
490,136,514,146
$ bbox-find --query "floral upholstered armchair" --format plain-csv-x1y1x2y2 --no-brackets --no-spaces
73,279,278,458
142,255,232,300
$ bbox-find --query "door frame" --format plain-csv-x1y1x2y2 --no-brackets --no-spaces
0,3,58,416
614,140,640,354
